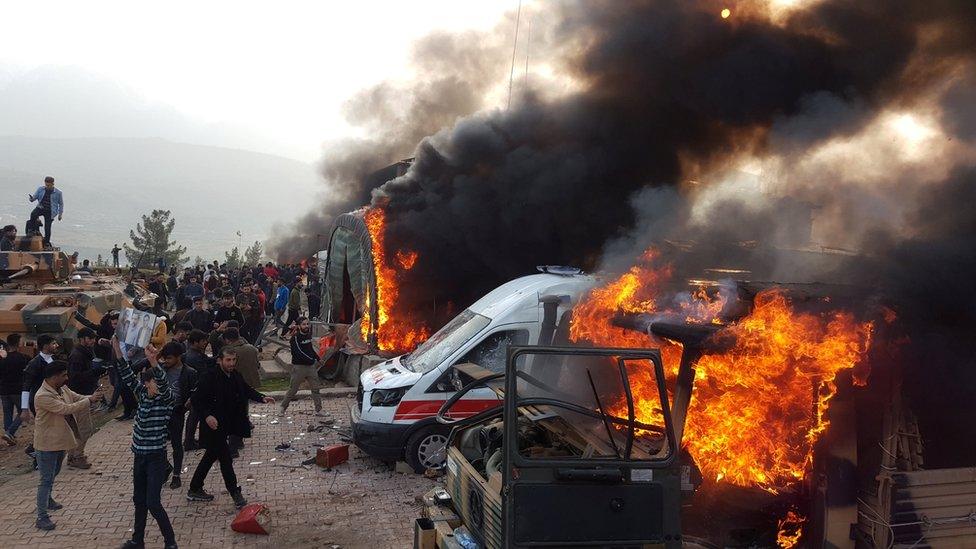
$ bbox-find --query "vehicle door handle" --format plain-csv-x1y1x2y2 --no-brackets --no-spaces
554,468,624,482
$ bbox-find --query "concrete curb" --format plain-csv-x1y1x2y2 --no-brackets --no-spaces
262,387,356,398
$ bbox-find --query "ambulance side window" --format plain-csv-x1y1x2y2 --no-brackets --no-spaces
455,329,529,374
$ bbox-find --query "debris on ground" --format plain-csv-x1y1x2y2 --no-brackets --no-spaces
316,444,350,468
231,503,271,535
395,461,414,474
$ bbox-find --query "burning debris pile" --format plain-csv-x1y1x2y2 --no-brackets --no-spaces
569,250,876,493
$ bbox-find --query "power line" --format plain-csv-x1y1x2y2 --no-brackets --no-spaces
507,0,523,110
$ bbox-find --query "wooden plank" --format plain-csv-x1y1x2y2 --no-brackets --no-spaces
434,521,462,549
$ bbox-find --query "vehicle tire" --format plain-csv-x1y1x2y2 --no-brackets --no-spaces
405,426,450,473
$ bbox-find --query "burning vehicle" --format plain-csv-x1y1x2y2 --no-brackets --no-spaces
350,268,593,472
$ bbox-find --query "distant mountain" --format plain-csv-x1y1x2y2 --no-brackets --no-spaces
0,136,321,263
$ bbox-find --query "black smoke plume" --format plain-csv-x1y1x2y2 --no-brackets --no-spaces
362,0,976,309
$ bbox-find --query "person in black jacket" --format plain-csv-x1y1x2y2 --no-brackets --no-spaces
158,341,197,490
67,328,104,395
1,334,29,445
280,318,323,414
186,346,273,508
95,312,122,413
182,330,212,451
20,334,59,463
184,296,212,333
66,328,104,469
21,335,59,419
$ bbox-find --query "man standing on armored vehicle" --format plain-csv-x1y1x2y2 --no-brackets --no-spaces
27,176,64,248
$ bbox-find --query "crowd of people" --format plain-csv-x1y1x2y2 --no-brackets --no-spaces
0,257,334,548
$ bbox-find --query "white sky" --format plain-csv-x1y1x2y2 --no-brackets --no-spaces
0,1,517,161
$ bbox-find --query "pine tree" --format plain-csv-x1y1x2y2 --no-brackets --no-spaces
124,209,188,269
193,256,205,267
244,240,263,266
224,247,242,269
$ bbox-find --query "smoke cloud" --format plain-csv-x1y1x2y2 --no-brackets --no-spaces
272,1,976,461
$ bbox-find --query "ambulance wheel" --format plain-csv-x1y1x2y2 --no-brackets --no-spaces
405,426,449,473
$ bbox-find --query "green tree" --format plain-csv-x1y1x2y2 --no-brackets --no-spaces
224,247,242,269
193,256,205,267
244,240,263,266
124,209,188,269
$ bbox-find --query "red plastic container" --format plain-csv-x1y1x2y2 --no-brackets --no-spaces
231,503,270,535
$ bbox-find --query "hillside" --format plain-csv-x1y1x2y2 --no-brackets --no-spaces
0,136,321,263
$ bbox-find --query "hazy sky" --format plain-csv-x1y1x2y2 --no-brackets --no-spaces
0,1,516,161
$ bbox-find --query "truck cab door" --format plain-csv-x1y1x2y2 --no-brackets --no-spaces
502,346,683,548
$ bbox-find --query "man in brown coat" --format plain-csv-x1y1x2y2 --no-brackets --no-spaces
220,328,260,456
33,361,103,530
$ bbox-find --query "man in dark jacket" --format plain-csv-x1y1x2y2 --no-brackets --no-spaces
158,341,197,489
21,335,59,419
182,330,212,451
0,334,29,445
184,296,212,334
213,291,244,330
186,346,273,508
236,284,262,344
66,328,104,469
67,328,104,395
280,317,323,414
20,334,59,464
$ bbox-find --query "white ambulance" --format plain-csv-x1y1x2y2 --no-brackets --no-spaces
350,268,594,472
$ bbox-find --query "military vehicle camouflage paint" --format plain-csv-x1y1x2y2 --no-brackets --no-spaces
0,236,135,353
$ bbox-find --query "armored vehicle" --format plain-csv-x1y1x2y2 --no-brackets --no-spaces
0,236,135,351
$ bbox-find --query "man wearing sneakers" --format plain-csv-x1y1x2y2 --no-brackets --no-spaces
280,317,324,415
113,341,178,549
186,346,274,509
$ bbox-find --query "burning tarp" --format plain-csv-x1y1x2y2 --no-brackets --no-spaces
321,207,429,354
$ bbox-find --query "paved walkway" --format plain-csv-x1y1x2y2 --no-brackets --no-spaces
0,396,435,548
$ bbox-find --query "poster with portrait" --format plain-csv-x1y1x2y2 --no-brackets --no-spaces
115,307,159,350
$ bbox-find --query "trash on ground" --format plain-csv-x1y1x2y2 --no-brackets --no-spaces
316,444,350,468
231,503,271,535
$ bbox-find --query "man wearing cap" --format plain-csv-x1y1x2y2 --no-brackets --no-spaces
27,176,63,247
0,225,17,251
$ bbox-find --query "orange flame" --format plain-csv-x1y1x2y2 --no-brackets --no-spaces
776,509,805,548
570,249,874,493
360,208,430,352
680,290,873,491
395,249,419,270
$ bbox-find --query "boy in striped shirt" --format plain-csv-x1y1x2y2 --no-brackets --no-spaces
113,340,178,549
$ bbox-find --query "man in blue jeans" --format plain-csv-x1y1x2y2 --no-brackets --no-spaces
113,340,179,549
32,361,103,530
27,176,64,247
